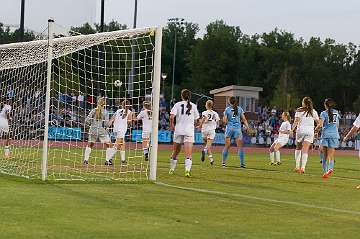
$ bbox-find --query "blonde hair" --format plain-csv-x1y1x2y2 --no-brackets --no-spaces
205,100,213,110
95,97,106,120
143,101,152,119
282,111,291,121
121,100,130,119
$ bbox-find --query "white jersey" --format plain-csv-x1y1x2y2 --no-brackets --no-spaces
0,104,11,120
113,109,132,132
137,109,152,133
170,101,200,136
353,114,360,128
278,121,291,139
295,109,319,133
201,110,220,132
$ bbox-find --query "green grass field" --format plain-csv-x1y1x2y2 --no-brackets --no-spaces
1,150,360,239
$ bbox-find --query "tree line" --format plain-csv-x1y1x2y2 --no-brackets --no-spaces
1,20,360,111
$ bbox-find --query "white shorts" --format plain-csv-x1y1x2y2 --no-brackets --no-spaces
0,118,9,134
296,131,314,144
275,136,289,147
142,130,151,139
201,130,216,140
114,129,127,139
173,133,194,144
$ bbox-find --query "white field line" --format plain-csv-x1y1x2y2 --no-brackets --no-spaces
156,181,360,216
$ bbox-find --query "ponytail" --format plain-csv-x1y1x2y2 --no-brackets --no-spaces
300,97,313,117
181,89,192,115
324,98,335,122
229,96,238,116
121,100,130,119
95,97,105,120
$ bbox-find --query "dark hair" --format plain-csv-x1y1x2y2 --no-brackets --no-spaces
229,96,238,116
181,89,192,115
324,98,335,123
298,96,313,117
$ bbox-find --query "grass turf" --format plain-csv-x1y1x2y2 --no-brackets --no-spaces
0,150,360,238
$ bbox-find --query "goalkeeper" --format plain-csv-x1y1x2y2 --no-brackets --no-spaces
83,97,114,165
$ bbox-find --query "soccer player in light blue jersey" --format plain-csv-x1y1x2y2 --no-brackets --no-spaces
222,96,249,168
315,98,340,179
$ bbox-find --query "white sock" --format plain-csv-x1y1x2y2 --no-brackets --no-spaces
120,150,126,162
170,158,177,170
269,152,275,163
185,158,192,172
84,146,91,162
275,151,281,163
301,153,308,170
143,148,149,155
209,155,214,163
4,146,10,157
105,148,114,162
295,150,301,169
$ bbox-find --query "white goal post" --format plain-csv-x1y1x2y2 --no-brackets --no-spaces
0,19,162,181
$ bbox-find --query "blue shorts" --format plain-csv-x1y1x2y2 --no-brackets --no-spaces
320,138,339,148
225,127,243,140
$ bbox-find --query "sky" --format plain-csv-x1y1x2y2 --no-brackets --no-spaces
0,0,359,43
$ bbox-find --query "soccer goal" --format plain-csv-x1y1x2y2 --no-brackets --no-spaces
0,20,162,181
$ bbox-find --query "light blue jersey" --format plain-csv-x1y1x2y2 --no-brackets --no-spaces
223,106,244,128
320,109,340,139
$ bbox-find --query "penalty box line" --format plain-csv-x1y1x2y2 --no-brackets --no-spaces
156,181,360,216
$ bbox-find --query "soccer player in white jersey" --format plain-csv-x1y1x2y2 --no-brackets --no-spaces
83,97,113,165
292,97,320,173
108,100,134,164
169,89,200,177
200,100,220,165
136,101,152,161
343,112,360,188
0,100,12,159
269,112,291,165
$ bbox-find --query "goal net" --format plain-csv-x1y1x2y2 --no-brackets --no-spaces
0,20,162,181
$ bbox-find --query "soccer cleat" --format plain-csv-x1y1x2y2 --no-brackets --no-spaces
222,163,226,168
324,169,333,178
144,153,149,161
240,164,246,168
169,169,175,175
4,154,11,160
276,161,281,165
269,162,275,166
83,160,89,166
210,160,214,166
201,150,205,162
185,171,191,178
104,160,113,166
121,160,127,165
299,169,305,174
294,168,300,173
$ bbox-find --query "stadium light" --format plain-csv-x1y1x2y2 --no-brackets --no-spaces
168,18,185,102
100,0,105,32
161,72,167,95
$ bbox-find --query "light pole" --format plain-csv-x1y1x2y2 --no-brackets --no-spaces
129,0,138,97
161,73,167,96
100,0,105,32
19,0,25,41
168,18,185,102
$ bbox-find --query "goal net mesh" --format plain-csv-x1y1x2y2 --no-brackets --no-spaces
0,27,158,181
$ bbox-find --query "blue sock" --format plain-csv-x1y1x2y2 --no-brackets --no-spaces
320,152,326,172
239,149,245,166
329,159,334,171
222,149,228,165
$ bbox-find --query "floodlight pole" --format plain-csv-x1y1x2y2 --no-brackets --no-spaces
19,0,25,41
42,19,54,181
100,0,105,32
129,0,138,97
